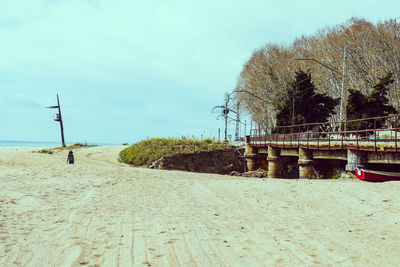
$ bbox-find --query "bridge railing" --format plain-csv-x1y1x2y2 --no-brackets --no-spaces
249,114,400,151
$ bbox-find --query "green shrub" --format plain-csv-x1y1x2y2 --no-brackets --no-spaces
37,149,53,154
119,138,229,166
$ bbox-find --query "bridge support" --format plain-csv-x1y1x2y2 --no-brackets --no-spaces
246,155,258,171
245,146,258,171
267,146,281,178
346,149,367,171
298,148,314,179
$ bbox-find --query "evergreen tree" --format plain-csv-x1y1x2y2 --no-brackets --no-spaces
346,73,396,130
346,89,369,130
367,73,396,127
276,70,338,128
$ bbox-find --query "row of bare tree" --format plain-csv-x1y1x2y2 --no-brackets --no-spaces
235,17,400,130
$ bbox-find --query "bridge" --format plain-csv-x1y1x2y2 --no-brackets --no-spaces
245,114,400,178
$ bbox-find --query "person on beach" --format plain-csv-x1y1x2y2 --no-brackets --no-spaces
67,151,74,164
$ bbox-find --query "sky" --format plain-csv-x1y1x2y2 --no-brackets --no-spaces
1,0,399,144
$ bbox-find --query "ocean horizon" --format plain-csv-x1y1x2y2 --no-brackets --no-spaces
0,140,119,147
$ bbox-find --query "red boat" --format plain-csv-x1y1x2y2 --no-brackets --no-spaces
355,168,400,182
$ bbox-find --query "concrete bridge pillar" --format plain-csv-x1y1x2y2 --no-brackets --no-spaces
245,146,258,171
346,149,367,172
298,148,314,179
267,146,281,178
246,156,258,171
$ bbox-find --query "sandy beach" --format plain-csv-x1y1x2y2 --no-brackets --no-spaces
0,146,399,266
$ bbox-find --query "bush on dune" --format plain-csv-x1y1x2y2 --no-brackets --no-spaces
119,138,231,167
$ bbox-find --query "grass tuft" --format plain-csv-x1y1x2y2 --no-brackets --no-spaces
36,149,54,154
67,142,97,148
34,142,97,154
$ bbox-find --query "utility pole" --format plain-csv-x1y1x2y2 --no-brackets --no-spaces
290,92,300,126
292,94,295,124
264,87,268,133
224,100,228,141
235,101,240,141
340,47,347,128
47,94,66,147
212,92,238,142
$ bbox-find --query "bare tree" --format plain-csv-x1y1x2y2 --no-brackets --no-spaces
235,17,400,130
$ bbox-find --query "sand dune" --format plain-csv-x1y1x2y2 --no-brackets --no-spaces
0,146,399,266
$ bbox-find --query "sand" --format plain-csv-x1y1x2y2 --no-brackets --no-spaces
0,146,399,266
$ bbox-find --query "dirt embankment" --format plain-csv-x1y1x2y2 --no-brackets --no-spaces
150,148,245,174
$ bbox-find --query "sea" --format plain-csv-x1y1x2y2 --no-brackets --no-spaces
0,140,118,147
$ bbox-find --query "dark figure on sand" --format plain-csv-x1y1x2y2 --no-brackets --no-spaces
67,151,74,164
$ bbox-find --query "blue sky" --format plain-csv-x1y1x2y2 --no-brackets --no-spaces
1,0,399,144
